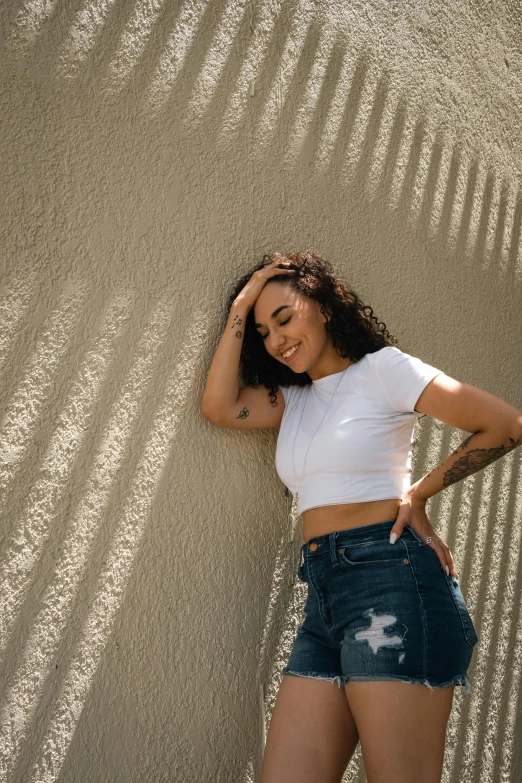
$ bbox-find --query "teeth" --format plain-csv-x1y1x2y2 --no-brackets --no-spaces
283,343,299,358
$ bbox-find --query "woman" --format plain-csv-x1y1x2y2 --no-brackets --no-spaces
200,250,521,783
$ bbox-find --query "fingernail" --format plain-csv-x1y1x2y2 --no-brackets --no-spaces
389,532,397,545
445,565,449,576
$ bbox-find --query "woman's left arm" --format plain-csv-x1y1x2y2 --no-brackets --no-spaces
390,373,522,575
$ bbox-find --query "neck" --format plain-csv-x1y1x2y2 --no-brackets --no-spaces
307,355,355,382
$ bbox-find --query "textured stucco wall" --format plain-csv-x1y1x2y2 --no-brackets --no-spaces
0,1,521,781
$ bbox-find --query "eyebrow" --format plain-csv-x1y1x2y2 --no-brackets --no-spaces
254,305,291,329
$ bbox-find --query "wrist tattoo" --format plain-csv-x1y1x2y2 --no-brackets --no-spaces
236,407,249,419
235,330,243,338
230,314,243,329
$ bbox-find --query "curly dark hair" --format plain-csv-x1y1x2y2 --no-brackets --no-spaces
226,249,399,406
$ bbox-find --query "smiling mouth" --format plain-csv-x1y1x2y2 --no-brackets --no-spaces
282,342,300,360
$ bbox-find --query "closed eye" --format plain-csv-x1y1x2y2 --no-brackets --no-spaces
261,316,291,340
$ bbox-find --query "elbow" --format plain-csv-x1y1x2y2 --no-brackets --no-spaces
498,415,522,447
513,414,522,443
483,414,522,443
200,400,221,424
200,400,213,421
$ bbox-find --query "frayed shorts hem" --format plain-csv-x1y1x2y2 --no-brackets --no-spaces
282,669,473,695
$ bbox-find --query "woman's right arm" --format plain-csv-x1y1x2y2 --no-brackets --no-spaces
200,258,295,429
200,296,285,430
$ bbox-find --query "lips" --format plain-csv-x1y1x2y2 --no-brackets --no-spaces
282,342,300,361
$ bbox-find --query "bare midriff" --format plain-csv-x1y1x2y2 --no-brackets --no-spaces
302,498,402,544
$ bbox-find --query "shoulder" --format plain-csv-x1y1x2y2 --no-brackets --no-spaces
366,345,403,366
360,346,401,379
367,345,436,375
369,346,444,413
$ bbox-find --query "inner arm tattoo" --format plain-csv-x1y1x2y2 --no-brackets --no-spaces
235,396,280,419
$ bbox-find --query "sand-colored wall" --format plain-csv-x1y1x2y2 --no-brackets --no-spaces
0,1,521,781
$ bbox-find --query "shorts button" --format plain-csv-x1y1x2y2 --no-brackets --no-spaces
338,548,344,553
309,543,318,551
403,558,409,564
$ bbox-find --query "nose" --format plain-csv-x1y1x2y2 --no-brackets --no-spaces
271,340,283,356
269,331,286,353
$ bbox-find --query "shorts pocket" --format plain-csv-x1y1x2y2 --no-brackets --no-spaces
405,525,428,546
444,574,479,647
337,538,409,567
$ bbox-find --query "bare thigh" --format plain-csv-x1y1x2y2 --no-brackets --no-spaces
344,681,455,783
260,675,360,783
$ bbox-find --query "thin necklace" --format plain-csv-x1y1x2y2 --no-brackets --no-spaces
290,362,353,522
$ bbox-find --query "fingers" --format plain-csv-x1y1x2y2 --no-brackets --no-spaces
263,256,288,269
429,540,458,578
391,527,459,578
265,259,296,278
268,257,293,269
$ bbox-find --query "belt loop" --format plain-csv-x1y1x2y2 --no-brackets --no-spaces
330,531,340,568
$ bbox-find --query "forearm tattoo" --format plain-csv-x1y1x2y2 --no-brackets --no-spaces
231,314,243,338
236,407,249,419
441,432,521,488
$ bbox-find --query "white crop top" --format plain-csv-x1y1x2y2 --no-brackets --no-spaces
275,346,444,515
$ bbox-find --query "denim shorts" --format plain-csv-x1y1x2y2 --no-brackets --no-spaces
282,519,479,696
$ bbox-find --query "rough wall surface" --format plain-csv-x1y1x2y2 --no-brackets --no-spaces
0,1,521,781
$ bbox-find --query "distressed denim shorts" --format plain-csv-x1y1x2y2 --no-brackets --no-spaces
282,519,479,696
